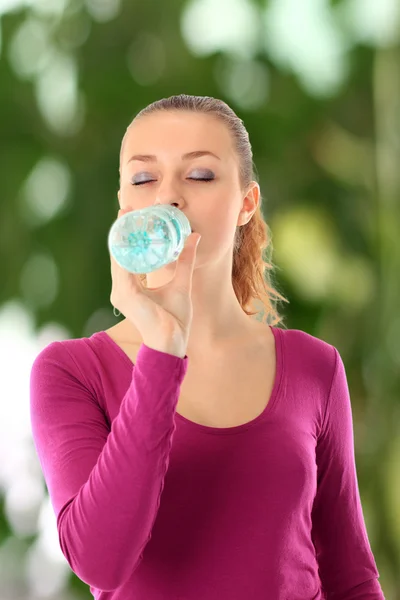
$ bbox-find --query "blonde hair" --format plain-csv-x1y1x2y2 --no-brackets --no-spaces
119,94,289,327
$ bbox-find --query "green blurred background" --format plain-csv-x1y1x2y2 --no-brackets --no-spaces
0,0,399,598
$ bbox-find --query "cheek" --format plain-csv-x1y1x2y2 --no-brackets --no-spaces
204,198,238,229
206,217,239,250
119,186,149,211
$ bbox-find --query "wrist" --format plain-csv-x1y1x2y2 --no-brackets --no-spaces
142,340,186,359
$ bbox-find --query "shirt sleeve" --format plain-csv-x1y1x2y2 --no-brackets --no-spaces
29,340,188,592
311,347,385,599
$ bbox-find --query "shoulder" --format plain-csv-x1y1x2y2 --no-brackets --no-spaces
276,326,340,386
276,325,336,355
30,332,106,393
31,335,92,368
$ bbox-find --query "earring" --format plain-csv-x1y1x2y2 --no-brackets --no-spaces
113,306,121,317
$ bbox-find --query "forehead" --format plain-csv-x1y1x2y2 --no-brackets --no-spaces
122,111,235,164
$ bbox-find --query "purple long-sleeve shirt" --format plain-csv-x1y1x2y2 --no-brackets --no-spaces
29,325,384,599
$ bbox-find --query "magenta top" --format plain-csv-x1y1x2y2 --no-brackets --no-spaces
29,326,384,599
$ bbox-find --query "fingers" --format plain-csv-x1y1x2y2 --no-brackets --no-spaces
173,233,201,293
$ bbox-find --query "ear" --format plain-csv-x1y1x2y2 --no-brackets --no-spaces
117,190,121,203
238,181,260,226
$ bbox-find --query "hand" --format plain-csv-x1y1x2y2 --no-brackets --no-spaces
110,207,201,357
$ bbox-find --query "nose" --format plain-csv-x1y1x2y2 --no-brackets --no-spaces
153,174,184,205
154,178,183,211
155,199,179,208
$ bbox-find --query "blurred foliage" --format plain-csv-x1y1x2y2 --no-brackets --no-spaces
0,0,399,598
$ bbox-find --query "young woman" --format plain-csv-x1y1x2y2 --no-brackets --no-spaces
30,94,384,599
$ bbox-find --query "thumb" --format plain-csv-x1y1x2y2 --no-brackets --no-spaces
173,233,201,292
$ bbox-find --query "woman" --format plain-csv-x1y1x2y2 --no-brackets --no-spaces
30,94,384,599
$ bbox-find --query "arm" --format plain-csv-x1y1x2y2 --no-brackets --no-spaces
311,348,385,599
30,340,188,591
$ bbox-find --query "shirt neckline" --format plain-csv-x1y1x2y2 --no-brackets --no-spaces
93,325,283,435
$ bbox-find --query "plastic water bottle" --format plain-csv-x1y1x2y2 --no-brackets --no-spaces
108,205,192,274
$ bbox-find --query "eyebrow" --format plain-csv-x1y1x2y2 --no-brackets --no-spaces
127,150,221,164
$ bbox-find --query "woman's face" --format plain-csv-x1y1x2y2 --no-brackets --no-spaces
118,111,256,262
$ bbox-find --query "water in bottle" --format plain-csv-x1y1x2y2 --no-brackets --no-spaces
108,205,192,274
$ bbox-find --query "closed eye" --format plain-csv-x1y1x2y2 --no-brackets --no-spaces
132,176,214,186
